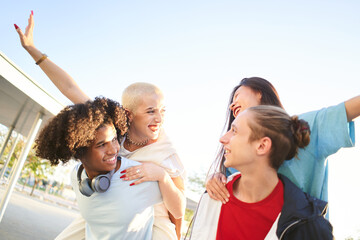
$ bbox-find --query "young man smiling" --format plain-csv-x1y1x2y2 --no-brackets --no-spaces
190,106,333,240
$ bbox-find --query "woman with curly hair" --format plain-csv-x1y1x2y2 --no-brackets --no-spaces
15,12,185,240
36,97,162,239
190,106,333,239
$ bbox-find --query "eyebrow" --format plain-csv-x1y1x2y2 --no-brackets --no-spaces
145,106,166,111
233,93,238,100
95,131,117,146
95,140,105,146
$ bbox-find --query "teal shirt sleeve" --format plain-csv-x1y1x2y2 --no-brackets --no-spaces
278,102,355,202
300,102,355,158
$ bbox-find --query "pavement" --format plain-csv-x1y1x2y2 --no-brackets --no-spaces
0,185,79,240
0,183,199,239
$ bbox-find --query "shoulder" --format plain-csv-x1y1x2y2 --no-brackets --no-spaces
71,162,82,180
119,157,141,170
278,174,328,221
277,175,333,239
279,174,309,204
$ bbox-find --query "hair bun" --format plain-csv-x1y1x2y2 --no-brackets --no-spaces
290,116,311,149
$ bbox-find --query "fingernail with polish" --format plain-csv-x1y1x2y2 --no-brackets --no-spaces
130,183,134,186
14,24,19,30
120,175,126,179
31,10,34,15
120,170,126,174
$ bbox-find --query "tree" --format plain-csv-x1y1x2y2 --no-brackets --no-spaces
0,127,25,177
22,150,55,196
1,125,55,196
187,171,206,195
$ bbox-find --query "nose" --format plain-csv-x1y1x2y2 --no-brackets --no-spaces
229,102,236,111
220,131,230,145
155,111,163,123
107,140,119,155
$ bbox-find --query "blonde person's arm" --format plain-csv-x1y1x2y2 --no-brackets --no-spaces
121,162,186,219
158,174,186,220
15,12,90,104
168,176,185,240
345,95,360,122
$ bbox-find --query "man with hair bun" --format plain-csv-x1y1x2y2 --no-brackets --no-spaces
206,77,359,212
189,106,333,240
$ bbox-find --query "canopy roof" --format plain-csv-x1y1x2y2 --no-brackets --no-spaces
0,51,64,136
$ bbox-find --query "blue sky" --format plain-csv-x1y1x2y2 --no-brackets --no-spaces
2,1,360,238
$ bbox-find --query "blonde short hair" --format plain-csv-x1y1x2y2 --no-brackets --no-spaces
122,82,163,113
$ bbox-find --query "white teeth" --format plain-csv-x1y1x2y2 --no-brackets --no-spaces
234,107,240,117
105,156,115,162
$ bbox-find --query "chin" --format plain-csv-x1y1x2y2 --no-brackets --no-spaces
148,132,160,140
223,160,231,168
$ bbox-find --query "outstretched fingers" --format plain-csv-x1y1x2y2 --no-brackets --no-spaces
14,25,25,42
26,11,34,36
14,11,35,49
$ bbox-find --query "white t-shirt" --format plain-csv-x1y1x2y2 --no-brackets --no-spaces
71,158,162,240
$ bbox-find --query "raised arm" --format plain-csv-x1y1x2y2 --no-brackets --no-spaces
14,11,90,104
345,95,360,122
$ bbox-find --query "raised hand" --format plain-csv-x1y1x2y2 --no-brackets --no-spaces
14,11,35,51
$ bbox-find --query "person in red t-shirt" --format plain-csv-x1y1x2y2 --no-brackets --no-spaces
189,105,333,240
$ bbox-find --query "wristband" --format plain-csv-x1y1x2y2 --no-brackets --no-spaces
35,54,48,65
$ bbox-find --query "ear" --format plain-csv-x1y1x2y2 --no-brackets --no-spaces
256,137,272,156
256,92,262,104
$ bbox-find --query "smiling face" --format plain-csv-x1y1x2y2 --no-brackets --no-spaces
220,110,257,169
82,124,120,179
128,93,165,141
229,86,261,118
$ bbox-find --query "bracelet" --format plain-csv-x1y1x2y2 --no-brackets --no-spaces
35,54,48,65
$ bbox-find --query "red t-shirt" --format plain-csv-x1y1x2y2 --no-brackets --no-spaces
216,174,284,240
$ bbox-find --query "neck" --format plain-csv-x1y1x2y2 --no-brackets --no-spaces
123,130,158,151
233,167,279,203
126,132,149,146
124,138,157,152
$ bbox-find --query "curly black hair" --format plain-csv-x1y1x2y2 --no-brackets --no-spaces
35,97,128,166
